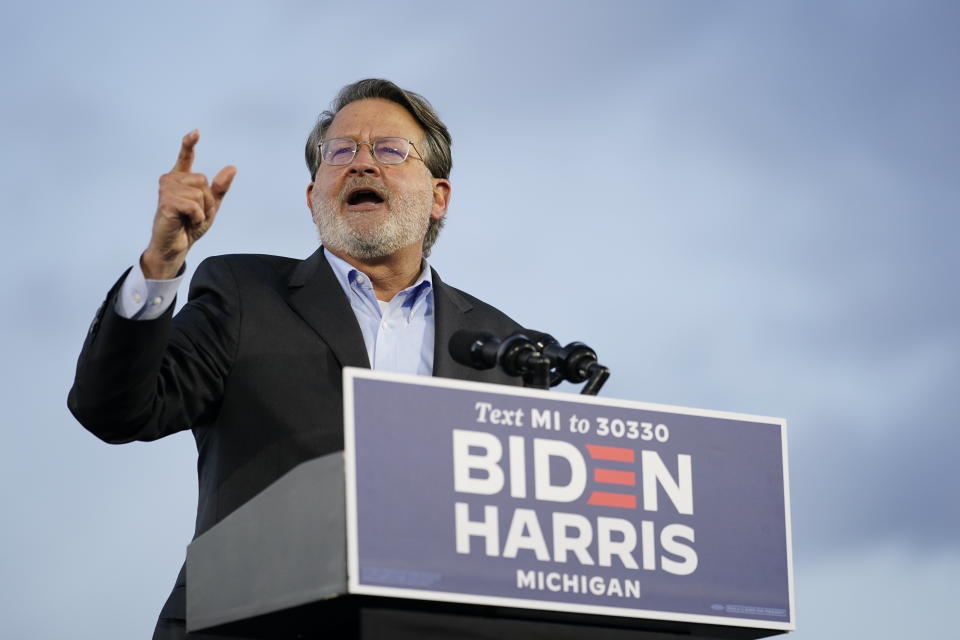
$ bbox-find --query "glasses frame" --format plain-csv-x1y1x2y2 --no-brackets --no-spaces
318,137,425,167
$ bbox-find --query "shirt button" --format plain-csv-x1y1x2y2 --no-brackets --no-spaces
356,274,366,285
132,292,142,303
380,321,389,330
150,296,163,306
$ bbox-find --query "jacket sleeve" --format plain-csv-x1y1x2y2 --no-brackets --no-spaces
67,257,240,444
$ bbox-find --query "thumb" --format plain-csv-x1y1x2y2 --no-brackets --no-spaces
211,165,237,201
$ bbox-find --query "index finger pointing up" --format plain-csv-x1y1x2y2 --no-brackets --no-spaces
173,129,200,172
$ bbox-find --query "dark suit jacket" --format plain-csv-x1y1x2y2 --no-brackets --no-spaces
68,247,523,635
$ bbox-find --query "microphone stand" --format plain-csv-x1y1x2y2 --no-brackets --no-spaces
495,333,552,390
580,363,610,396
523,354,552,390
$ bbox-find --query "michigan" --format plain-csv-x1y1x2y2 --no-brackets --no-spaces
516,570,641,599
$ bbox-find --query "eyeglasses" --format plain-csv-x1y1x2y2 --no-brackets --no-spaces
319,137,424,166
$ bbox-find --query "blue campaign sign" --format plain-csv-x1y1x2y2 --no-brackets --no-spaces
343,369,794,631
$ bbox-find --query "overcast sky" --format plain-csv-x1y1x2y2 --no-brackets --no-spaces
2,1,958,638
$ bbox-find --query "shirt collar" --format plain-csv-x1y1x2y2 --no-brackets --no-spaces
323,248,433,319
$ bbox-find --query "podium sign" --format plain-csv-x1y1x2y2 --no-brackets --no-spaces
343,369,794,632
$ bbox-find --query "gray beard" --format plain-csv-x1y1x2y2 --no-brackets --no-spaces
312,176,432,260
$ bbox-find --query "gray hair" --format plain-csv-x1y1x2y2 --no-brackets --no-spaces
305,79,452,256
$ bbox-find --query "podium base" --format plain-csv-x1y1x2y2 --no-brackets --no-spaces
203,594,786,639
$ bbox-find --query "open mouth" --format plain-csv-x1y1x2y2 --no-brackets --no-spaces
345,187,386,206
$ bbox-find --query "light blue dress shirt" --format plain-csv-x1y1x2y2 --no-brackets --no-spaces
116,249,435,376
323,250,435,376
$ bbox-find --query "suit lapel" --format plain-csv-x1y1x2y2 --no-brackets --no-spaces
287,248,371,369
432,268,474,379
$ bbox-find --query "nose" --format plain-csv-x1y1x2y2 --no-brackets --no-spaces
347,142,381,176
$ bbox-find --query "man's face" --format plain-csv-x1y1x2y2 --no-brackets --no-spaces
307,98,450,260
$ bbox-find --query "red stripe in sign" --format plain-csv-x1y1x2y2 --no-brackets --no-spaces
594,469,637,486
588,491,637,509
585,444,635,462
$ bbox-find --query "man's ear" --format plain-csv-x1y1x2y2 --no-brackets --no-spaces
431,178,452,221
306,182,315,214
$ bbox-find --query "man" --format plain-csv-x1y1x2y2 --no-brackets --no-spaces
69,79,523,639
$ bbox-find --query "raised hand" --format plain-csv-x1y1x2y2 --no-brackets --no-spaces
141,130,237,279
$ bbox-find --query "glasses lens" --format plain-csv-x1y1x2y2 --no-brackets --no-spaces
373,138,409,164
321,138,357,165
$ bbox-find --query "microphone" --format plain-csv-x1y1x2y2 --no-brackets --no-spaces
449,329,610,395
448,330,544,377
448,330,500,370
517,330,602,384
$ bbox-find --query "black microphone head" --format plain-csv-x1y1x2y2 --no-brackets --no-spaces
449,330,500,370
496,333,539,376
562,341,598,382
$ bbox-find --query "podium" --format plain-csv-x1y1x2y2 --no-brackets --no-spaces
187,370,794,638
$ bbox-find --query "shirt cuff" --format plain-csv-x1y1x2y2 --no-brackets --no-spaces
115,261,185,320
